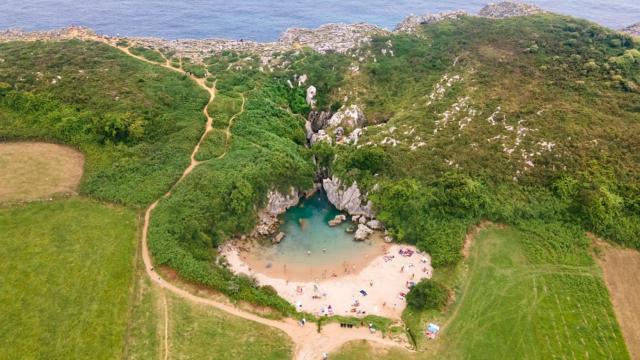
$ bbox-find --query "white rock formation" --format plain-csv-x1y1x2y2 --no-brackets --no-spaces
478,2,543,18
395,11,468,33
328,214,347,226
322,176,374,218
273,232,285,244
354,224,373,241
366,219,384,230
328,105,366,128
310,129,332,145
306,86,317,107
255,188,300,236
345,128,363,145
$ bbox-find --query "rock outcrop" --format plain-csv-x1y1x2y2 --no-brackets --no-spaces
255,188,300,236
279,23,389,54
478,2,543,19
328,214,347,226
328,105,366,129
395,11,468,33
344,128,363,145
308,110,333,132
366,219,384,230
273,232,285,244
306,86,317,107
622,23,640,37
310,130,332,145
322,176,374,218
354,224,373,241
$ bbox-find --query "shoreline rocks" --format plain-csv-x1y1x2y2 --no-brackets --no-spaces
328,214,347,226
0,2,559,68
622,23,640,37
273,232,285,244
478,2,544,19
354,224,374,241
395,11,468,33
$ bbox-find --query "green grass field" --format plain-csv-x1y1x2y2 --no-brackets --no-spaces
433,225,628,359
332,340,416,360
333,224,629,359
0,198,137,359
166,294,293,359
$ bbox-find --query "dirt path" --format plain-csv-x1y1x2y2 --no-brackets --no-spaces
217,94,245,159
595,241,640,360
95,37,408,359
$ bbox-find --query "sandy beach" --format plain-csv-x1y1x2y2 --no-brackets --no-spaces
223,243,432,319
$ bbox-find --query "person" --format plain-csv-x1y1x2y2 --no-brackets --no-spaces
369,281,373,287
322,352,328,360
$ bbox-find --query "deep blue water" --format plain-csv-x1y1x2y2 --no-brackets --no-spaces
0,1,638,41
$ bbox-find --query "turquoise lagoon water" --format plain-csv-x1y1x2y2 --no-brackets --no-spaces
243,192,384,280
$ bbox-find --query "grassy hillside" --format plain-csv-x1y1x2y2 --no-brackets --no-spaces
0,40,209,206
300,14,640,267
0,199,137,359
148,67,314,313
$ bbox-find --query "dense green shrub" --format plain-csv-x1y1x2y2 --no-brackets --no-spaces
148,77,314,313
406,279,449,310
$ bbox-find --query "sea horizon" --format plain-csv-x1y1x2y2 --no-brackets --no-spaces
0,0,638,42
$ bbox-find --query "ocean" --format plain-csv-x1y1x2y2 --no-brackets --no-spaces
0,0,638,41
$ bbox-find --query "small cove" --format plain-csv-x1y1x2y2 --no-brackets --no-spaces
238,192,386,281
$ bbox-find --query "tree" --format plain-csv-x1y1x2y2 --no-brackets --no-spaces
406,279,449,310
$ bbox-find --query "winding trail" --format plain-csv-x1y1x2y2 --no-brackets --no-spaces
97,37,409,359
218,94,245,159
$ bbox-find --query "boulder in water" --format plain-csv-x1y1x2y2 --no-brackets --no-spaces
273,232,285,244
354,224,373,241
328,214,347,227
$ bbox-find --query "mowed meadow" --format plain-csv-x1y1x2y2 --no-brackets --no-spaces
0,199,138,359
435,225,628,359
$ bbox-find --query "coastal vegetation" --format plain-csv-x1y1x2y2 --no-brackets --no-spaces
147,74,314,313
0,6,638,359
405,279,448,311
320,14,640,269
0,40,208,206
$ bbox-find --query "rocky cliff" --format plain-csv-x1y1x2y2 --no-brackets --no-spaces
322,176,374,218
254,188,300,236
